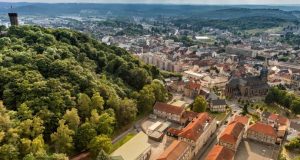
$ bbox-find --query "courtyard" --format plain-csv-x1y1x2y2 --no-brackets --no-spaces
235,139,280,160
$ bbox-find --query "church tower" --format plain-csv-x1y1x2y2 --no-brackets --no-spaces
260,57,269,82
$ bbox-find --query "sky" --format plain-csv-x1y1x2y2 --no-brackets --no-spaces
0,0,300,5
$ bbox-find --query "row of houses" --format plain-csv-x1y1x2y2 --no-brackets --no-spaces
206,115,249,160
205,113,290,160
153,102,217,160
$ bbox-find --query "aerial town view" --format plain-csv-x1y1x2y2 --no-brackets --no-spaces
0,0,300,160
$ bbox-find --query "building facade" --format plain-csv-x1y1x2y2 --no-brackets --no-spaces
246,122,277,145
225,67,269,98
178,113,217,156
153,102,185,124
209,99,227,112
218,122,245,151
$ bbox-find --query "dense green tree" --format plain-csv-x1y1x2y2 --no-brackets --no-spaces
96,149,111,160
63,108,80,131
51,120,74,154
150,80,168,102
0,144,20,160
138,85,156,113
97,112,115,135
115,98,137,125
0,25,168,157
192,96,207,113
88,135,112,157
19,117,45,139
91,92,104,111
74,122,97,152
291,99,300,114
77,93,92,119
285,137,300,150
17,103,33,121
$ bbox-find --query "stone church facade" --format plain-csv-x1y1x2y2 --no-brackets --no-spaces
225,67,269,98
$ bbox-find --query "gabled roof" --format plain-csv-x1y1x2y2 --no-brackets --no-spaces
157,140,190,160
219,122,244,145
153,102,184,116
178,112,212,141
185,81,201,90
167,128,182,136
205,145,234,160
232,115,249,126
248,122,277,138
183,111,198,120
211,99,227,106
268,114,289,125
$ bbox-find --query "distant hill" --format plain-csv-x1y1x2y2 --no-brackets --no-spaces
0,3,300,20
196,8,298,20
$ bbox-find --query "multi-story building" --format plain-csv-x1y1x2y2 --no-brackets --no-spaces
157,140,192,160
246,122,277,145
209,99,227,112
178,113,217,157
153,102,185,124
218,122,245,151
205,145,235,160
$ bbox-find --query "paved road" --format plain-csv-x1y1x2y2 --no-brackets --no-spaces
196,115,232,160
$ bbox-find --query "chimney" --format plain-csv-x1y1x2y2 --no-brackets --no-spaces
8,13,19,26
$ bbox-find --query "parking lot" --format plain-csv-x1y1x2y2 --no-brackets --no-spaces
235,140,279,160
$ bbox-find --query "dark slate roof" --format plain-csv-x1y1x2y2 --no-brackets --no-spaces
227,76,269,89
211,99,227,106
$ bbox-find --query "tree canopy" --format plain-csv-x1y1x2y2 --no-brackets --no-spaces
0,25,169,158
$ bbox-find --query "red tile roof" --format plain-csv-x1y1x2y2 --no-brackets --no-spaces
219,122,244,145
167,128,182,136
178,112,212,141
248,122,277,138
185,81,201,90
205,145,234,160
153,102,184,116
183,111,198,120
232,116,249,126
157,140,190,160
268,114,289,126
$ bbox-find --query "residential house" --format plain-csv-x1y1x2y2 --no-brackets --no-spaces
246,122,277,145
231,115,250,129
153,102,185,124
205,145,235,160
157,140,192,160
184,81,201,98
178,112,217,156
261,113,290,138
210,99,227,112
267,113,290,128
218,122,245,151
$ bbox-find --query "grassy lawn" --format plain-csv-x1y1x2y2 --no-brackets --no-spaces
110,133,136,154
209,112,228,121
252,101,285,114
281,146,300,160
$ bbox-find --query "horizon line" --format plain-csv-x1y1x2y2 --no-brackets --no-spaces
1,1,300,6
